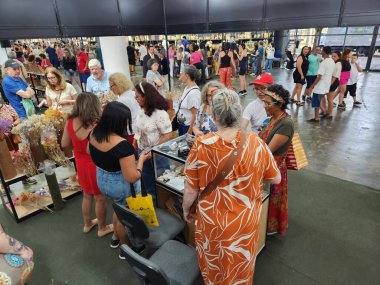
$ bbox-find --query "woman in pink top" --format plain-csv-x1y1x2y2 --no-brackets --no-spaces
168,44,176,77
190,44,203,79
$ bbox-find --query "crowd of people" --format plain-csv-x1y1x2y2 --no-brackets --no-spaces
0,37,364,285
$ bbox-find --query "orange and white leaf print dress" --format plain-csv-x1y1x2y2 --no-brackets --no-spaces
184,131,279,285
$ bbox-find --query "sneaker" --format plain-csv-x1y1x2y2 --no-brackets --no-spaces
110,239,120,249
337,104,346,110
250,73,256,76
22,178,37,185
354,101,362,105
118,253,126,260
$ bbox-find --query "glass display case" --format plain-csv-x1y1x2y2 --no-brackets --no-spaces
152,134,195,196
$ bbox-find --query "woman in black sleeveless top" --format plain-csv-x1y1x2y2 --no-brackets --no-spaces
290,46,310,106
218,43,235,88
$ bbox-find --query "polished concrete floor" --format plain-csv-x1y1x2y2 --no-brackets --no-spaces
1,169,379,285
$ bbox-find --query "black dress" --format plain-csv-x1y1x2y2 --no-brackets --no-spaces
293,56,309,84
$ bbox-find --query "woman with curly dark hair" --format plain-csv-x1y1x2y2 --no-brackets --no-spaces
259,84,294,236
134,82,172,198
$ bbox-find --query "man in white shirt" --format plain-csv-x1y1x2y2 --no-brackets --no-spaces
344,54,363,106
241,73,274,133
86,59,110,97
307,46,336,122
138,42,147,66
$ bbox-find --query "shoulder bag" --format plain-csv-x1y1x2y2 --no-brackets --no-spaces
189,131,248,214
171,87,199,131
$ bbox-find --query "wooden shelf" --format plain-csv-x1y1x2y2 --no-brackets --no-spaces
5,189,80,219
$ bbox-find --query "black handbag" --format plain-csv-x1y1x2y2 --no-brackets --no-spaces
171,87,199,131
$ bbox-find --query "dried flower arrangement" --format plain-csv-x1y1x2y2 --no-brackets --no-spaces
11,144,38,177
12,192,53,213
41,126,72,167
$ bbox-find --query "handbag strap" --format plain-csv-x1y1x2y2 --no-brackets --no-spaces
199,131,248,200
176,87,199,116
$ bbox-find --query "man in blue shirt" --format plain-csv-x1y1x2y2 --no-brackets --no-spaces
86,59,110,97
2,60,35,120
182,36,189,50
256,41,264,76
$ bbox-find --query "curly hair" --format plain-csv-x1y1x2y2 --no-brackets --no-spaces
135,81,168,116
267,84,290,111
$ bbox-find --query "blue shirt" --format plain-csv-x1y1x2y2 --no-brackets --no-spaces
2,75,28,119
307,54,322,76
86,72,110,96
257,46,264,58
182,39,189,49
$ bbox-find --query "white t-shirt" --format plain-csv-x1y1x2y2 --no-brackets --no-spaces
46,83,77,113
313,57,336,95
139,45,147,61
348,63,359,85
134,109,172,149
332,61,342,80
266,47,275,59
177,87,201,127
242,98,267,133
116,89,141,135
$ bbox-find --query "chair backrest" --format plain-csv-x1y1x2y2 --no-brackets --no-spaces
120,244,170,285
112,203,150,240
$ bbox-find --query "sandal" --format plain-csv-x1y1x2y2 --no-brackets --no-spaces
307,118,319,123
296,102,305,106
98,224,114,238
290,99,297,104
83,218,98,233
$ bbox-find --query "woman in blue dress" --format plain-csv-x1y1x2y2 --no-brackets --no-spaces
193,81,224,137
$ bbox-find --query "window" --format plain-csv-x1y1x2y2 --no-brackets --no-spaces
347,26,374,35
321,27,347,35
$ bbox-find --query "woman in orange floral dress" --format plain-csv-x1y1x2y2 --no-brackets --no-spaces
183,88,281,285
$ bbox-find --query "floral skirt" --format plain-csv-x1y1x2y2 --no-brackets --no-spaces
268,156,288,235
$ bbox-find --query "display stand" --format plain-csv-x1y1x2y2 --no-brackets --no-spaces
152,135,270,253
0,158,80,223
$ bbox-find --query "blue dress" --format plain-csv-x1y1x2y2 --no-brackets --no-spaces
195,104,218,134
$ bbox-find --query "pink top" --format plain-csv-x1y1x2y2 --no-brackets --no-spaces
190,51,202,64
168,49,176,59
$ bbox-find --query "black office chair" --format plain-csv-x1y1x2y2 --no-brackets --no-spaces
112,203,185,249
121,240,199,285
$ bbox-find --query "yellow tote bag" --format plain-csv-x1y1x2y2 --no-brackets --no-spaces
126,183,159,227
286,133,308,170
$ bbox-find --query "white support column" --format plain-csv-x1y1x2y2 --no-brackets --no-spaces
99,36,130,77
0,46,9,65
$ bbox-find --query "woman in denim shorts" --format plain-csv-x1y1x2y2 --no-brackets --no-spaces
89,101,151,256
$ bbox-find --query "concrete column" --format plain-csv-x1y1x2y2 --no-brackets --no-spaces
99,36,130,77
0,46,9,65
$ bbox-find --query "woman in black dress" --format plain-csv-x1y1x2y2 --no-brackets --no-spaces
290,46,310,106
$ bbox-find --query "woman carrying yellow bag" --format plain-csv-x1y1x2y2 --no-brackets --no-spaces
126,182,159,227
89,101,152,259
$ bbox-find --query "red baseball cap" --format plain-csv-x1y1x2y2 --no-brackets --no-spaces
248,73,274,86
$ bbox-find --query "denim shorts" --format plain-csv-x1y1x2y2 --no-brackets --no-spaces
96,167,141,205
312,93,324,108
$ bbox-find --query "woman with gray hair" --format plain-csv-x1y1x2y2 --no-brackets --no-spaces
177,64,201,135
183,88,281,285
193,80,224,137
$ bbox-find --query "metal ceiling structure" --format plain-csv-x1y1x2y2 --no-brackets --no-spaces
0,0,379,39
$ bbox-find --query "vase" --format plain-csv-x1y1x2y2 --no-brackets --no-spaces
30,143,47,168
0,137,17,180
45,172,65,211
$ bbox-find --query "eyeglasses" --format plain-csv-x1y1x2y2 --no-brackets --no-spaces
47,76,57,80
